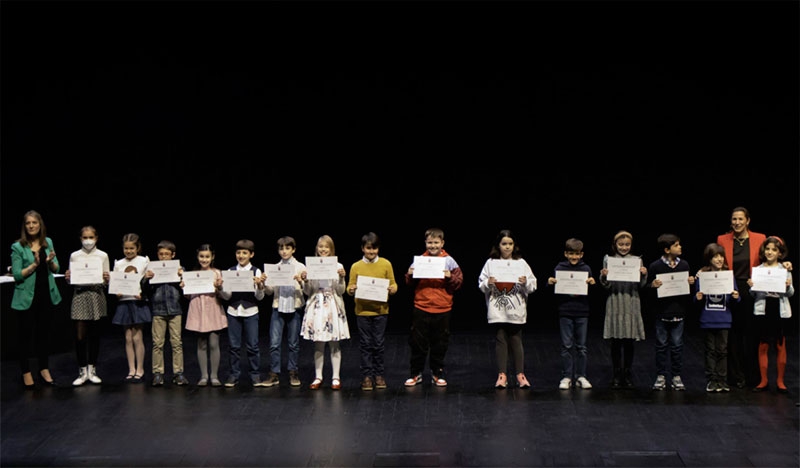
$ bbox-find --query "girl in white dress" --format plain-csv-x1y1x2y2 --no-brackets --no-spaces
300,235,350,390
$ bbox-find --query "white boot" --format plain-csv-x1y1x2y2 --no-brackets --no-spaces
72,367,88,386
87,364,102,384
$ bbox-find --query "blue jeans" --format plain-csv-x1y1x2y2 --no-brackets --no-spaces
269,309,301,374
559,316,588,379
357,315,388,377
655,319,684,376
226,314,260,381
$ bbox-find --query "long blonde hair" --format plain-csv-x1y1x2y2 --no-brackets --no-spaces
17,210,49,249
316,235,335,255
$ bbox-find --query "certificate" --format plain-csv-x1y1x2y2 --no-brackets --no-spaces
751,267,788,293
69,259,104,285
221,270,255,292
489,259,525,283
355,275,390,302
606,256,641,282
656,271,690,298
554,270,589,296
108,271,142,295
148,259,181,284
697,270,735,296
182,270,215,295
305,256,339,280
412,256,446,279
263,263,296,287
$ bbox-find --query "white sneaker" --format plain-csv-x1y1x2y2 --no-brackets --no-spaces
652,374,666,391
87,365,102,384
558,377,572,390
671,375,685,391
575,376,593,389
72,367,88,386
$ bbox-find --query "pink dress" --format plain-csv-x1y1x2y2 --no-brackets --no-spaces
184,268,227,333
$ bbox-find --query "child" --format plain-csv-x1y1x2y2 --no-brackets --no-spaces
184,243,227,387
694,242,739,393
65,225,110,386
111,233,152,383
748,236,794,393
547,238,596,390
10,210,62,388
143,240,188,387
598,230,647,389
478,229,536,389
647,233,695,391
263,236,306,388
300,235,350,390
404,227,463,387
217,239,266,388
347,232,398,391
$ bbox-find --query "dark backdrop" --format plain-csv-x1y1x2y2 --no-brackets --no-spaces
2,1,798,357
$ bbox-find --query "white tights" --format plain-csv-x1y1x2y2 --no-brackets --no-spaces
314,341,341,380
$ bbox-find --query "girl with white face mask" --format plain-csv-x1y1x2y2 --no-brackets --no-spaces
64,225,110,386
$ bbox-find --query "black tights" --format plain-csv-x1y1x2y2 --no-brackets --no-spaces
611,338,634,369
75,320,101,367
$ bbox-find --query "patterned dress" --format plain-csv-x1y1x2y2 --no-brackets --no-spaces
600,254,646,341
300,269,350,342
69,247,110,321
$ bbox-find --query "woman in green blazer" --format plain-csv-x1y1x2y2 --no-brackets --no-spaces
10,210,62,388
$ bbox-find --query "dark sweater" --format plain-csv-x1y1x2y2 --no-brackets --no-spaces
551,260,593,318
646,257,692,320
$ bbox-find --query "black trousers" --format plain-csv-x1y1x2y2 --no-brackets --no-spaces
408,308,451,376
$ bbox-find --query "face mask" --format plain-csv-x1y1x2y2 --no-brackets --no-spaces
82,239,96,250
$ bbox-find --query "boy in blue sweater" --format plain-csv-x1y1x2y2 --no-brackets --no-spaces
693,242,739,393
547,238,596,390
647,233,695,391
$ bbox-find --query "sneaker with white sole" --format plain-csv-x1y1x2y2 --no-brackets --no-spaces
404,374,422,387
72,367,88,387
558,377,572,390
652,374,666,391
575,376,592,389
671,375,685,391
431,375,447,387
87,365,102,384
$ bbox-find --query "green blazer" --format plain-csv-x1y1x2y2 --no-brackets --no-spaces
10,237,62,310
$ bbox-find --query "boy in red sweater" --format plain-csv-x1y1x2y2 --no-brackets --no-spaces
403,228,463,387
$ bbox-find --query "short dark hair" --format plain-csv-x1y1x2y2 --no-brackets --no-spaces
277,236,296,249
236,239,255,253
565,238,583,253
361,232,380,248
157,240,176,253
656,233,680,252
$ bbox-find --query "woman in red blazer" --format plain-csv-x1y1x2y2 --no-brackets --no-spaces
716,206,791,389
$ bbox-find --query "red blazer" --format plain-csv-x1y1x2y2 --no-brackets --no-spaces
717,231,766,275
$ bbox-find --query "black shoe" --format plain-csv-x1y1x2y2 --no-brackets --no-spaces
611,368,621,389
152,373,165,387
622,368,633,388
172,373,189,386
224,376,238,388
